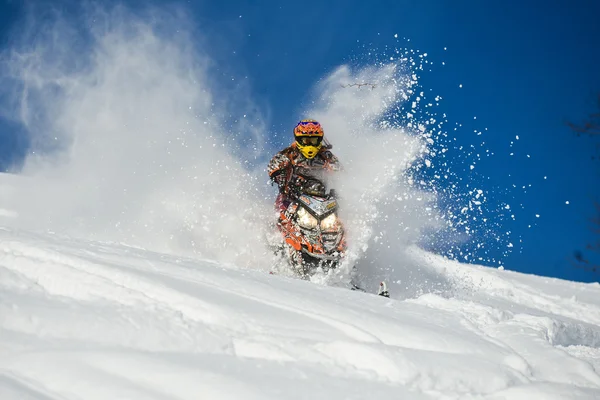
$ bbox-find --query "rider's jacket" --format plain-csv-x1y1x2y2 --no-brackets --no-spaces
267,142,341,195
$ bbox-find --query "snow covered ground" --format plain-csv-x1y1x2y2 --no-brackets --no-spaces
2,5,599,398
2,223,600,399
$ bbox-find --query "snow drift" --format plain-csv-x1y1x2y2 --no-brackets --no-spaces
1,224,600,399
1,4,599,399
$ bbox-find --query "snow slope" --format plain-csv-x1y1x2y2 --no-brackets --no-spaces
2,225,600,399
2,4,599,398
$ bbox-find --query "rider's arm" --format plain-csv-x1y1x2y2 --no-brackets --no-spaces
322,150,342,172
268,153,292,192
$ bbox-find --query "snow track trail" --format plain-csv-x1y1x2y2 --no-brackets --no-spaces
1,228,600,399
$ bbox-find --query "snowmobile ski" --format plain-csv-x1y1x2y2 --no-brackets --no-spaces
378,281,390,298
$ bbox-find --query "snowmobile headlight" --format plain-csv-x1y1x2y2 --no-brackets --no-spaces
320,213,338,230
297,206,318,229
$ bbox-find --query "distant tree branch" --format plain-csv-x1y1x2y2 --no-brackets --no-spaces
589,201,600,241
341,82,377,90
573,201,600,274
566,93,600,136
569,93,600,274
571,255,598,274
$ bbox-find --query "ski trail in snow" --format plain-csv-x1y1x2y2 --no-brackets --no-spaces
0,373,60,400
2,228,600,399
1,239,237,329
125,265,385,345
1,233,381,345
408,247,600,326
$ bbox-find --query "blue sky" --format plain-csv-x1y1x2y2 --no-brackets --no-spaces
1,0,599,282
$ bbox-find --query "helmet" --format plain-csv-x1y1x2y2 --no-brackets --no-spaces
294,119,324,159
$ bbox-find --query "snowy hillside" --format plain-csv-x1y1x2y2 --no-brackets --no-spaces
1,7,599,398
2,224,600,399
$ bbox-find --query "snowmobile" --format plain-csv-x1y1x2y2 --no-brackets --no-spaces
274,177,347,278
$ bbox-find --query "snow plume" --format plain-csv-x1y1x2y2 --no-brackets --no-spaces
303,39,523,294
307,64,447,295
0,4,273,268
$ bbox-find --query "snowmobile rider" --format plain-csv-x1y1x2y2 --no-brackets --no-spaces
267,119,341,213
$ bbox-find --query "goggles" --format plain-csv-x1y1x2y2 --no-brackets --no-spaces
296,136,323,146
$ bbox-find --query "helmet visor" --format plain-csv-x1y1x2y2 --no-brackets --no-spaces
296,136,323,146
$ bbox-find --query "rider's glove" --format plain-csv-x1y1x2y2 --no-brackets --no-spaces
270,170,288,193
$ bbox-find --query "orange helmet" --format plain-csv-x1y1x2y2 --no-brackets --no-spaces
294,119,324,159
